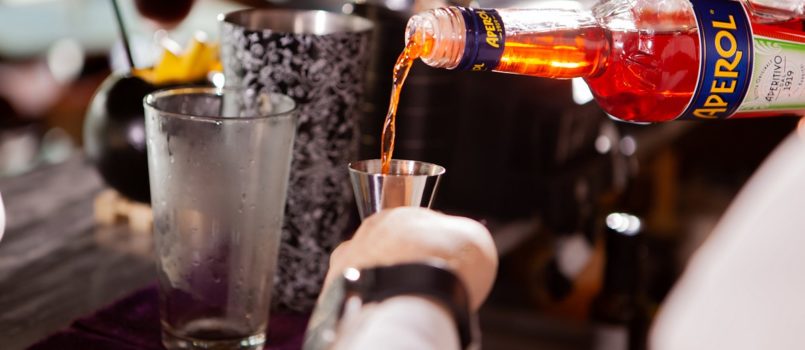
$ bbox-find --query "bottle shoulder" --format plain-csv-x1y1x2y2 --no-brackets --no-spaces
592,0,697,33
743,0,805,22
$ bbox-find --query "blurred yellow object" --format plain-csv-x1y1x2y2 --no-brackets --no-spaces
133,33,219,85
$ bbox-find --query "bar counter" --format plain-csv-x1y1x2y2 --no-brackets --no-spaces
0,156,155,349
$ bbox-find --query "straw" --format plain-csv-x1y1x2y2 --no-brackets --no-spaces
111,0,136,70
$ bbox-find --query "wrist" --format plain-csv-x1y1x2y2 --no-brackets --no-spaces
334,296,459,350
304,261,479,350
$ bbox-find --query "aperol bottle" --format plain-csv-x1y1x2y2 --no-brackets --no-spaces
404,0,805,122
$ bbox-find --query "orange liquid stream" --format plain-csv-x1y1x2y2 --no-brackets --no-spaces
380,36,430,174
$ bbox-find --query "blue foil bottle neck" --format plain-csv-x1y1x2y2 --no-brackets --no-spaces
456,7,480,71
455,7,506,72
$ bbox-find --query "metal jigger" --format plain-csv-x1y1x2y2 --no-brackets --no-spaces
348,159,446,219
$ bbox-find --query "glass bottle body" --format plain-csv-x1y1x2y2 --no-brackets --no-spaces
406,0,805,122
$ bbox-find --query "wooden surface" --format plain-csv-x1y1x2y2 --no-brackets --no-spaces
0,156,156,349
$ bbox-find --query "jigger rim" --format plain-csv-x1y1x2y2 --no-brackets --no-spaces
348,159,446,177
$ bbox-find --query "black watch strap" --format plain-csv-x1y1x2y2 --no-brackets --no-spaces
344,261,476,350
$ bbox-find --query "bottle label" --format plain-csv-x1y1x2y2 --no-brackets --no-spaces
682,0,753,120
456,8,505,72
736,26,805,117
683,0,805,120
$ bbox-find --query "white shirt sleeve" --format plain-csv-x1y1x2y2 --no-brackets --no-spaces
651,132,805,350
332,296,461,350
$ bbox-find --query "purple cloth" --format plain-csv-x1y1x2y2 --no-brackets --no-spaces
29,285,310,350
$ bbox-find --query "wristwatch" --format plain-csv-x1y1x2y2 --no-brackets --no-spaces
303,260,478,350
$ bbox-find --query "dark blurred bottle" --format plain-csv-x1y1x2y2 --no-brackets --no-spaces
134,0,195,28
84,75,156,203
590,212,650,350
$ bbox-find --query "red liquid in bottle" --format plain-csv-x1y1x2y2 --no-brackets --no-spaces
586,29,700,122
478,20,701,122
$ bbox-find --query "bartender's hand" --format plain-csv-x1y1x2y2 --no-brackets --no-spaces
325,207,498,310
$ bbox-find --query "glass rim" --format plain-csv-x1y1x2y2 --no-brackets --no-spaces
220,8,373,34
348,159,446,177
143,87,296,122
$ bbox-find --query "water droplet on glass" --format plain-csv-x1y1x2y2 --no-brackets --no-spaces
170,156,175,164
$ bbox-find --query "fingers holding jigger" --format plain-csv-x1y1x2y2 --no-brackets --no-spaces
326,207,498,310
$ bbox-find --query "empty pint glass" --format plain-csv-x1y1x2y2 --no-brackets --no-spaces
144,87,296,349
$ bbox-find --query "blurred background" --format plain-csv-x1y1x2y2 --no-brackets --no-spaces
0,0,248,177
0,0,800,349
